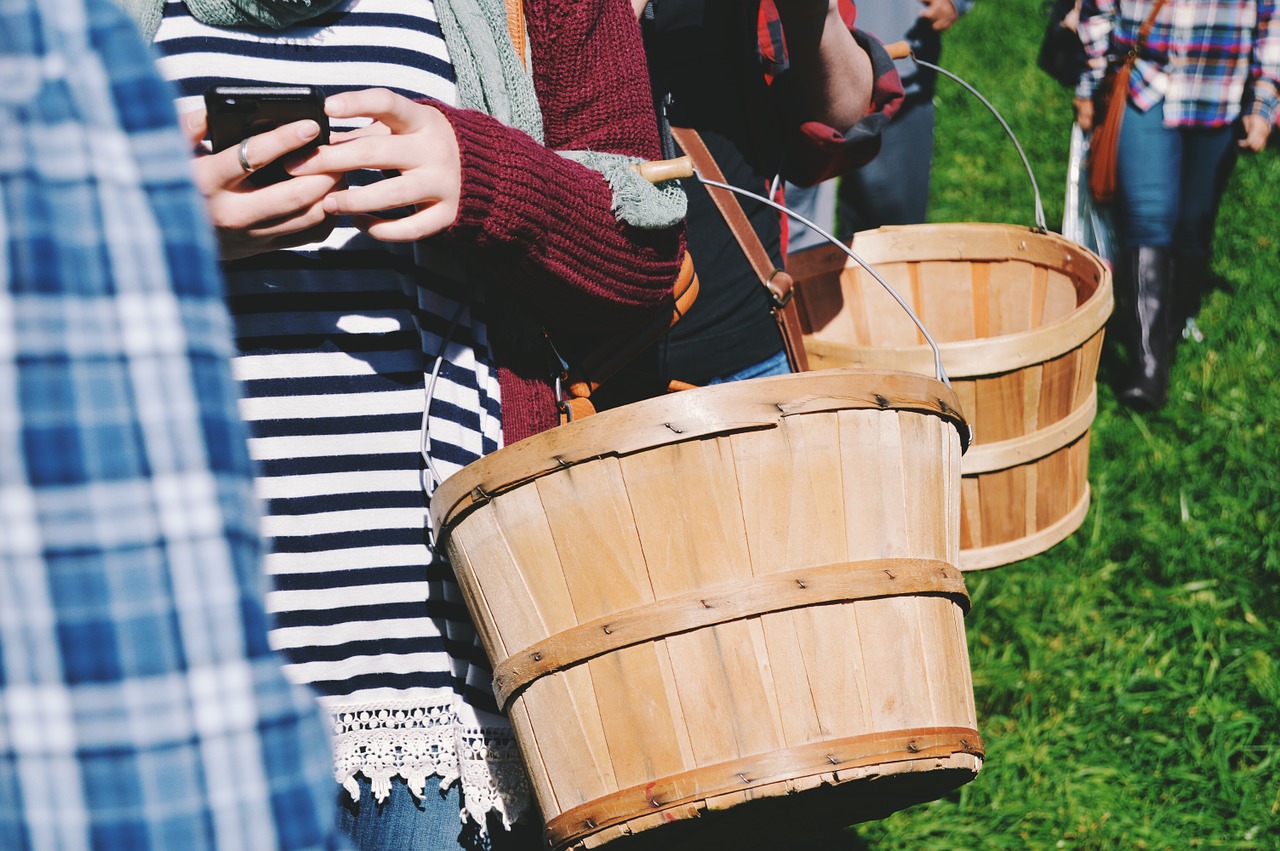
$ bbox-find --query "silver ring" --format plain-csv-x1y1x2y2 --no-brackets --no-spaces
237,137,256,174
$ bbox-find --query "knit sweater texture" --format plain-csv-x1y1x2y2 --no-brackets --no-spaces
434,0,684,443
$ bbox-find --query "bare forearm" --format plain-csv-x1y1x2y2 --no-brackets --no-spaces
773,1,873,131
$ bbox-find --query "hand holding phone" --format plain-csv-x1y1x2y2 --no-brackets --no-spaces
184,86,341,260
204,85,330,186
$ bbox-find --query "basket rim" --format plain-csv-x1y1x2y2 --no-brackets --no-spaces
797,223,1115,376
430,368,967,536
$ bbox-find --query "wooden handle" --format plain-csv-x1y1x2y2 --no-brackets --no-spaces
631,156,694,183
885,39,911,60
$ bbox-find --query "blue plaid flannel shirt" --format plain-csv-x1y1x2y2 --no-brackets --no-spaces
0,1,342,848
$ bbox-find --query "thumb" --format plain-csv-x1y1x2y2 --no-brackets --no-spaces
182,109,209,149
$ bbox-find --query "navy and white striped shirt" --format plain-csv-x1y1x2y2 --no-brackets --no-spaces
153,0,526,823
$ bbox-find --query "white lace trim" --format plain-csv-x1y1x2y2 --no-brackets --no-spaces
331,697,532,831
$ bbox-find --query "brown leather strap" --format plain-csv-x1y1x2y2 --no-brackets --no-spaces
1087,0,1166,202
564,252,699,401
544,727,984,848
1135,0,1167,47
491,557,967,708
670,126,810,372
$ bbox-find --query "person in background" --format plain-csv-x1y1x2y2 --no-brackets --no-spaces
1074,0,1277,410
632,0,903,389
117,0,686,848
0,0,340,848
785,0,974,253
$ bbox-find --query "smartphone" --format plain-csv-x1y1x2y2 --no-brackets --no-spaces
204,85,330,186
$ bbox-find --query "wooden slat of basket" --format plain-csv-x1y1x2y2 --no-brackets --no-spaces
987,259,1037,338
731,414,852,749
532,460,694,797
1036,437,1071,530
1039,349,1079,430
857,262,921,348
846,413,938,734
488,486,621,813
918,260,977,345
448,520,570,814
975,369,1030,445
959,476,984,552
446,518,509,660
980,467,1029,546
622,437,786,770
786,241,848,337
899,419,954,727
791,412,874,746
1075,333,1105,408
913,597,965,724
1042,266,1080,325
970,261,992,341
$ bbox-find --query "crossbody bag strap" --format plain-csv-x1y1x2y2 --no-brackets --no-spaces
669,126,809,373
1134,0,1167,51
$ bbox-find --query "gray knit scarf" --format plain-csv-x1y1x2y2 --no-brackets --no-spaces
118,0,684,229
118,0,348,41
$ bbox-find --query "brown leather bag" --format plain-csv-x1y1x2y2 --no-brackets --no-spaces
669,126,810,373
1087,0,1166,203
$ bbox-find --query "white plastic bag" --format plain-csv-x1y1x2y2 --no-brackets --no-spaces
1063,122,1116,266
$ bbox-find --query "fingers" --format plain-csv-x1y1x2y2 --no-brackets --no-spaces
919,0,957,29
1073,98,1094,133
323,172,459,240
322,172,442,215
206,172,341,231
198,119,324,191
1238,116,1270,152
219,217,338,262
182,109,208,150
324,88,431,135
352,203,460,242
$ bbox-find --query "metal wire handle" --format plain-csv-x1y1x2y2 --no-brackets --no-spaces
693,173,951,387
885,40,1047,231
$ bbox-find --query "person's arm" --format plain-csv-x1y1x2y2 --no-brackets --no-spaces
772,0,905,186
1073,0,1117,130
771,0,874,131
434,0,683,332
920,0,969,33
1241,0,1279,151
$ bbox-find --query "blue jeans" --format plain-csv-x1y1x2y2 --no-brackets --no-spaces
1114,99,1237,257
337,777,542,851
707,349,792,384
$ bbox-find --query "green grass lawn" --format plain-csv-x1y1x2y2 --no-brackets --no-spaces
832,3,1280,848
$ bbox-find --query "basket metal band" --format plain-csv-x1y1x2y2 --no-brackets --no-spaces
490,557,967,709
544,726,985,849
961,387,1097,475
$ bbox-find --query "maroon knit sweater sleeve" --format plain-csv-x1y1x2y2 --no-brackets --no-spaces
431,0,683,443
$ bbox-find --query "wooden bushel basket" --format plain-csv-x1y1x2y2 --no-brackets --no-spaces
431,369,983,851
789,224,1113,570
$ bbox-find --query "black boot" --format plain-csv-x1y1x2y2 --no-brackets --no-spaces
1172,252,1210,341
1116,246,1175,411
